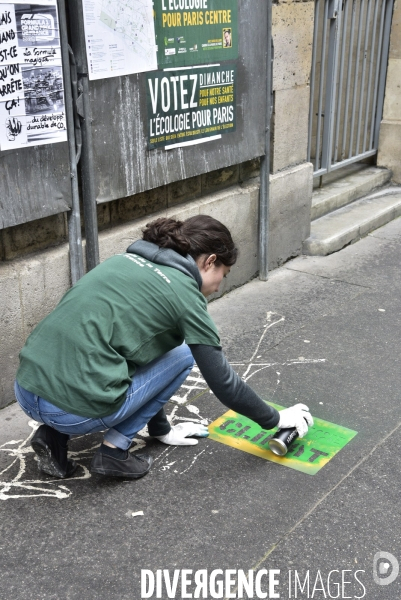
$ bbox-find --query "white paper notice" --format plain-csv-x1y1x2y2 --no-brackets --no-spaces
82,0,157,80
0,1,67,150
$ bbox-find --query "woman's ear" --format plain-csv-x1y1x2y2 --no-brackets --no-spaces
204,254,217,270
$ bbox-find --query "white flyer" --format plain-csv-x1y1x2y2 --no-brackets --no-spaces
82,0,158,81
0,1,67,150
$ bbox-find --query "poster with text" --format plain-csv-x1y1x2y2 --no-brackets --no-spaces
0,1,67,150
146,62,236,149
154,0,238,68
81,0,157,80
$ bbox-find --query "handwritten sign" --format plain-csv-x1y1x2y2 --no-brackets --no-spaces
0,1,66,150
208,403,358,475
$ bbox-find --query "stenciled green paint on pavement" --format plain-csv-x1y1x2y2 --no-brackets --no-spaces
208,402,358,475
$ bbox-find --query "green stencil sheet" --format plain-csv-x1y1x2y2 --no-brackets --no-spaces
208,403,357,475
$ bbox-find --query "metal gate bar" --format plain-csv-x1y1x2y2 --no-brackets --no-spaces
363,0,380,152
315,0,329,169
372,0,394,149
308,0,395,177
333,0,348,163
341,0,356,162
355,0,372,155
369,0,386,149
348,0,364,159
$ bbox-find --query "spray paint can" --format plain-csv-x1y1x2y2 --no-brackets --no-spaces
268,416,309,456
268,427,299,456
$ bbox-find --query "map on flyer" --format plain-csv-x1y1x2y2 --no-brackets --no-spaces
82,0,157,80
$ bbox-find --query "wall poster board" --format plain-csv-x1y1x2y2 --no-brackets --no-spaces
1,0,266,228
0,0,67,150
82,0,266,203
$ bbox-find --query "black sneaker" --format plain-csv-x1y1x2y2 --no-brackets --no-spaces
90,448,153,479
31,424,77,479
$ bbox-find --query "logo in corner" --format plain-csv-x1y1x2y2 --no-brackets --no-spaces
373,551,399,586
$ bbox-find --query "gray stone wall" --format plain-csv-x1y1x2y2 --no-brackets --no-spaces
269,0,315,263
378,0,401,183
0,161,259,262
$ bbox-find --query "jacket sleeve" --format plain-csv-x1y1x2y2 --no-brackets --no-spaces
188,344,280,431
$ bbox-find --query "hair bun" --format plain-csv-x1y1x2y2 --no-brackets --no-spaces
142,218,191,256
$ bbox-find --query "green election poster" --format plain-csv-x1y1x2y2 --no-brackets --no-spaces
154,0,238,68
146,63,236,149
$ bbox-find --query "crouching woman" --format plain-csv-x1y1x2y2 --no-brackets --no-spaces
14,215,312,479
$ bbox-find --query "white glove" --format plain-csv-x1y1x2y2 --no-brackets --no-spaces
277,403,314,438
155,422,209,446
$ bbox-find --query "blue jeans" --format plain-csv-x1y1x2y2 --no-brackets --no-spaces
14,344,194,450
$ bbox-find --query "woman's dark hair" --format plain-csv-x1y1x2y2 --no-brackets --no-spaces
142,215,238,266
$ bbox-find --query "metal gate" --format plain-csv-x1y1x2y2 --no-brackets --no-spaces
307,0,395,177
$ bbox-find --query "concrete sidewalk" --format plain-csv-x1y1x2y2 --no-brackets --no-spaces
1,218,401,599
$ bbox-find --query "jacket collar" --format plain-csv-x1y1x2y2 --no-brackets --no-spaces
126,240,203,291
